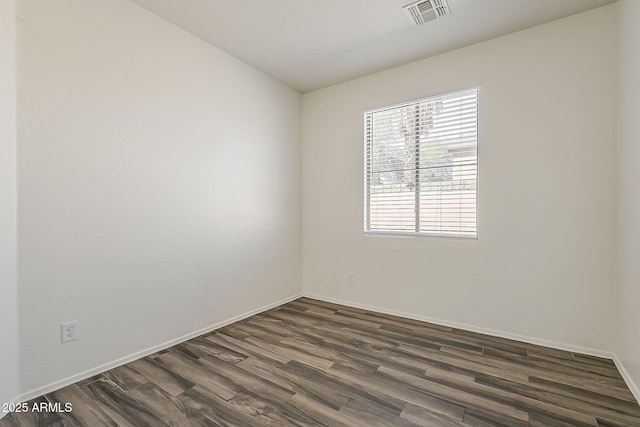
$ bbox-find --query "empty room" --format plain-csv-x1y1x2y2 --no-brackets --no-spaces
2,0,640,425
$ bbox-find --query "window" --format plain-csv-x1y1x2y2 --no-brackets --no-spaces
364,88,478,238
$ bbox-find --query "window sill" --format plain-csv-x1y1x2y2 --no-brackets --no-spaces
364,231,477,240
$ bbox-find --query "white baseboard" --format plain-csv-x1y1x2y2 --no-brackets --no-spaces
0,395,19,420
12,291,640,410
303,293,640,401
303,293,616,359
15,293,302,405
613,354,640,403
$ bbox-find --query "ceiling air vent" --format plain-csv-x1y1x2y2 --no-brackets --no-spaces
403,0,451,26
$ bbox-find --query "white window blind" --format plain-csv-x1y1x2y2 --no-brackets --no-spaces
364,88,478,238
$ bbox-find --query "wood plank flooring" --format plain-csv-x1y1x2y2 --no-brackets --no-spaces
2,297,639,426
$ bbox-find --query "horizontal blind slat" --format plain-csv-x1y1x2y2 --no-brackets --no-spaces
365,88,478,237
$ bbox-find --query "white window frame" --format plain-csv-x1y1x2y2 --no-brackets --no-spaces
364,88,478,239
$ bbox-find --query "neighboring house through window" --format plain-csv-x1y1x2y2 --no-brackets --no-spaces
364,88,478,238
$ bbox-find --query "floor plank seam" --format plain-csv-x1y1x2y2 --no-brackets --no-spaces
2,297,640,426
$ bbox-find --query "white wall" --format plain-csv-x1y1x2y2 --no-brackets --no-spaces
0,0,19,413
617,0,640,396
13,0,633,403
17,0,301,394
303,6,617,353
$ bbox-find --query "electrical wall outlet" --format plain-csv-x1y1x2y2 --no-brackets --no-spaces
348,272,356,285
61,321,78,343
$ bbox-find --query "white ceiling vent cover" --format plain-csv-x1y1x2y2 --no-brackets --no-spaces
403,0,451,26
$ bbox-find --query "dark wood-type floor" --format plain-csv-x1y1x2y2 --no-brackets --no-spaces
2,297,639,426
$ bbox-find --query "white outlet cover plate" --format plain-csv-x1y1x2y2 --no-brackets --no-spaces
61,321,78,343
